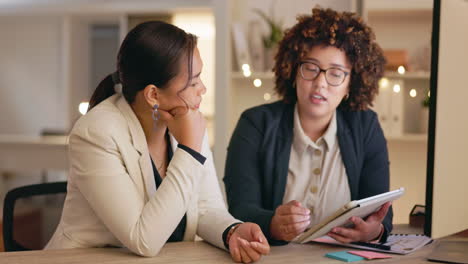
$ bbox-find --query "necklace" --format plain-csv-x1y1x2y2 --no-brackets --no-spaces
153,153,167,177
156,159,166,171
150,133,168,176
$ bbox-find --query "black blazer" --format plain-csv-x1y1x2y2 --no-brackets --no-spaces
224,101,392,244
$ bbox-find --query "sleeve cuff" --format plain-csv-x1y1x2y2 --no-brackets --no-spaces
379,224,390,243
222,222,243,249
370,224,388,243
178,144,206,164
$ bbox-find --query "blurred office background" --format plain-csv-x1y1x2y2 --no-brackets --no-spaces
0,0,433,250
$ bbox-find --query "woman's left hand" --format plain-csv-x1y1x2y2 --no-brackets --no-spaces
327,202,391,243
228,223,270,263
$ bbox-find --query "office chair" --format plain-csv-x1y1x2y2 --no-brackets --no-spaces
2,181,67,251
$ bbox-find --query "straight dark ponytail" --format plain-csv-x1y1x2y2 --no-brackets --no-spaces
87,21,197,112
88,74,115,111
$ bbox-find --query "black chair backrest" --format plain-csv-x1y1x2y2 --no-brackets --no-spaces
3,181,67,252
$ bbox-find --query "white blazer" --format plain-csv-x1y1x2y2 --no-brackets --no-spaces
45,94,239,256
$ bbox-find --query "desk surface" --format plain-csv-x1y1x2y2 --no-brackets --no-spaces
0,239,455,264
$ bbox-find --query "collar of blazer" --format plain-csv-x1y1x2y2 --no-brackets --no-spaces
112,94,180,198
114,94,180,155
114,95,157,198
115,95,149,156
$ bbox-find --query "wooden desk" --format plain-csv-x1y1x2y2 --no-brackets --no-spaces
2,224,468,263
0,239,452,264
0,135,68,171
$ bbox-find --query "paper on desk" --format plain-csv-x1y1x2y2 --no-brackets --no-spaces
348,250,392,259
312,235,432,255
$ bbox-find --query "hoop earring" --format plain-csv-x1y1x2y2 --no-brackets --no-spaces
344,93,349,101
152,104,160,121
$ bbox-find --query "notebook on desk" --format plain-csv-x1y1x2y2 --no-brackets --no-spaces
312,234,433,255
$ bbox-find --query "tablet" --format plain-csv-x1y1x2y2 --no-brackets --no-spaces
293,188,405,244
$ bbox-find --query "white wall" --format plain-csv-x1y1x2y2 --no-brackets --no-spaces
0,16,66,135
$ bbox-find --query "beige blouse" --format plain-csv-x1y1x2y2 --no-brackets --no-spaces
282,105,351,228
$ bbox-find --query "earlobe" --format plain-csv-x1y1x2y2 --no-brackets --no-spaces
143,84,160,107
343,93,350,101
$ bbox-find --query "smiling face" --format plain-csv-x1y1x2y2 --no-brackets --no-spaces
156,47,206,112
295,44,351,122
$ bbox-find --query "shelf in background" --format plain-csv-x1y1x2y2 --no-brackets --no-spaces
384,71,430,80
232,71,430,81
231,72,274,80
386,133,427,142
365,0,433,13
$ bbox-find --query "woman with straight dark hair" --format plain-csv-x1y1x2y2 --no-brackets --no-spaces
46,21,270,262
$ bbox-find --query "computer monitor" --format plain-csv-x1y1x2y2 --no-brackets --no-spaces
425,0,468,239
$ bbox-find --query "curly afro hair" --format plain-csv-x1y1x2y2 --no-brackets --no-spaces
273,7,386,111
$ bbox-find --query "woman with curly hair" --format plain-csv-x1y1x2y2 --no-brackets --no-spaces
224,7,392,245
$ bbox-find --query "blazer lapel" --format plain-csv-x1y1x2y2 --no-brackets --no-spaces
336,110,359,200
116,95,156,199
272,103,295,207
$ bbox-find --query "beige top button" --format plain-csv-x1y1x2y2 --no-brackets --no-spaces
310,186,318,194
313,168,321,175
314,149,322,156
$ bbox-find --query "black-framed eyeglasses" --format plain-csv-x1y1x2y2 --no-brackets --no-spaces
299,62,350,86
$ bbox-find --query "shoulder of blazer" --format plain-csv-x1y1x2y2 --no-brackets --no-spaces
70,95,129,143
337,108,377,129
337,108,379,140
239,101,294,132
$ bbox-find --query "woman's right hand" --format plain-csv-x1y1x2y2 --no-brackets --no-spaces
159,106,206,152
270,200,311,241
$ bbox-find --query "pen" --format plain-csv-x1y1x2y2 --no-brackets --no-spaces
350,241,391,250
